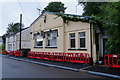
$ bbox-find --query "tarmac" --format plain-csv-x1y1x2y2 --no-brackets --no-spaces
8,56,120,79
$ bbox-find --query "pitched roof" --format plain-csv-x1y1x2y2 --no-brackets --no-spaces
5,27,30,38
30,11,90,27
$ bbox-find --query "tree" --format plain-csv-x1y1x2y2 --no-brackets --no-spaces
6,22,24,34
42,2,67,13
79,2,120,54
78,2,107,16
102,2,120,54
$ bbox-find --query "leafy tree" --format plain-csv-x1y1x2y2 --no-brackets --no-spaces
6,22,24,34
79,2,107,16
102,2,120,54
42,2,67,13
79,2,120,54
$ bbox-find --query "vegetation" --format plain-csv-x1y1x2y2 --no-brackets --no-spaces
0,43,5,53
6,22,24,34
42,2,67,13
1,43,5,50
78,2,120,54
57,14,90,23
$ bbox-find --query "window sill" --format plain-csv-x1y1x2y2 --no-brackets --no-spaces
77,49,87,51
68,48,76,50
34,47,43,48
45,47,57,48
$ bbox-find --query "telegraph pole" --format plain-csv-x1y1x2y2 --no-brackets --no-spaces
19,14,22,51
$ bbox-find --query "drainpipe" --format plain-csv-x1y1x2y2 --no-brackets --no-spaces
63,21,66,53
90,22,93,65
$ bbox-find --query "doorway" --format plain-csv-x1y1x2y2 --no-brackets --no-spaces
102,38,108,56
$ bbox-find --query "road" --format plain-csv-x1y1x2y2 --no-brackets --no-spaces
2,54,110,79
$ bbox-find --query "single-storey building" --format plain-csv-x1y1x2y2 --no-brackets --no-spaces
5,27,31,52
30,11,108,63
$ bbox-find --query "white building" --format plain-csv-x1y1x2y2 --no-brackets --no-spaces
5,27,31,51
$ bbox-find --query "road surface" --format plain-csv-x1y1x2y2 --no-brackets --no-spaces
2,54,110,79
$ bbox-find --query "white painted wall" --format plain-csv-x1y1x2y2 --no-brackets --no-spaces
5,27,31,51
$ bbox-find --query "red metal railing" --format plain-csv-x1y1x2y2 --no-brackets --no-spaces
104,54,120,68
27,51,90,63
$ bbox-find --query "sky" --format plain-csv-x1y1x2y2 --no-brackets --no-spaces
0,0,84,36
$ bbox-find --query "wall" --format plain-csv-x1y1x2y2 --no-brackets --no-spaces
16,27,31,50
64,21,91,55
5,27,31,51
31,12,92,56
31,13,64,52
5,35,16,51
30,12,99,62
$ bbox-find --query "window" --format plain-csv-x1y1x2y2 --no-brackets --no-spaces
79,32,86,48
70,33,75,48
46,31,57,47
35,35,43,47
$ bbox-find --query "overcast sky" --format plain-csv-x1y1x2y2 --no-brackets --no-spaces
0,0,84,36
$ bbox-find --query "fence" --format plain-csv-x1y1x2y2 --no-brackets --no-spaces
104,54,120,68
9,51,21,57
27,52,90,63
2,50,9,55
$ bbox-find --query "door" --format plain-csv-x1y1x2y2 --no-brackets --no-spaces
103,38,108,56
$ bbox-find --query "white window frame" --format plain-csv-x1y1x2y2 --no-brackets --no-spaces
34,34,43,47
46,31,57,47
79,32,86,49
70,33,75,49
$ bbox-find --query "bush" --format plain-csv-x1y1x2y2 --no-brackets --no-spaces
2,43,5,50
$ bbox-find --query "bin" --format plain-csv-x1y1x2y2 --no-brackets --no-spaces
20,49,30,57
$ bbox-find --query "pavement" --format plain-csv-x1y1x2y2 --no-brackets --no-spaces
2,54,120,79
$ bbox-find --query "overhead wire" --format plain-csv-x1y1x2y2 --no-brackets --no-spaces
36,0,42,9
7,0,20,14
17,0,31,24
36,0,43,15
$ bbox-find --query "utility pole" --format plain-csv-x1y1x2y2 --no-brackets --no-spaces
19,14,22,51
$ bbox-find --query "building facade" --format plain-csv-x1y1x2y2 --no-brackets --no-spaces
5,27,31,52
30,12,99,63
